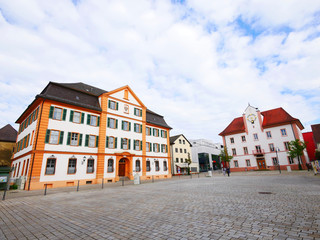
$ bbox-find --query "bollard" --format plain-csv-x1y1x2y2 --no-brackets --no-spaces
122,177,124,186
44,184,48,196
152,175,154,183
77,180,80,191
2,189,7,201
102,178,104,189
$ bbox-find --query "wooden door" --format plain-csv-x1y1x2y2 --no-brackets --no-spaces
118,162,125,176
257,158,266,169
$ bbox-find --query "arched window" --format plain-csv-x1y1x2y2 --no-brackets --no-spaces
146,160,151,172
155,161,160,171
107,159,114,172
163,161,167,171
136,160,141,172
68,157,77,174
46,157,56,175
87,158,94,173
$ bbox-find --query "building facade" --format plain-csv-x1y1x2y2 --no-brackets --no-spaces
0,124,17,167
219,105,309,171
189,139,223,172
170,134,198,174
11,82,172,190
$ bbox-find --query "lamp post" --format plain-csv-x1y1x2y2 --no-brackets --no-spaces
275,147,281,174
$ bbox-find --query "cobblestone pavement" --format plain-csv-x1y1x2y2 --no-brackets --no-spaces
1,172,320,240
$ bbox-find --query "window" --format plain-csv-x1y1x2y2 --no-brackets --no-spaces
284,142,289,150
243,147,248,155
179,139,182,144
88,135,97,148
107,159,114,172
53,107,62,120
255,145,262,153
146,142,152,152
163,161,168,171
232,148,237,156
281,128,287,136
180,148,182,153
266,131,272,138
87,115,100,127
175,148,178,153
146,161,151,171
230,138,234,144
153,143,160,152
180,158,183,163
134,123,142,133
146,127,152,136
134,140,142,151
121,138,130,150
108,100,118,110
124,104,129,114
122,121,131,131
161,130,167,138
161,144,168,153
45,130,64,145
234,160,239,168
136,160,141,172
87,159,94,173
134,108,142,117
70,111,84,124
184,149,186,153
106,136,117,149
185,159,187,163
155,161,160,171
241,136,246,142
49,106,66,121
246,159,251,167
68,158,77,174
176,158,179,163
45,158,56,175
269,143,275,152
272,157,278,165
253,133,258,140
288,156,294,164
71,133,79,146
107,118,118,129
183,140,185,144
153,128,159,137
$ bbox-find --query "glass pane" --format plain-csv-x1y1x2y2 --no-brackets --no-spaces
49,130,59,144
73,112,80,123
53,108,62,120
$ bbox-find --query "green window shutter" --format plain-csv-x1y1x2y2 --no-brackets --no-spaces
150,143,152,151
45,130,50,143
121,138,123,149
133,140,136,148
62,109,67,121
140,141,142,150
79,134,83,146
115,119,118,129
69,110,74,122
153,128,155,136
165,131,167,138
121,121,124,130
116,102,119,110
140,109,142,117
97,116,100,126
81,113,85,124
49,106,54,119
140,125,142,133
166,145,168,153
106,136,109,148
115,137,117,148
129,122,131,131
108,100,111,108
67,132,71,145
87,114,91,125
95,136,99,147
153,143,156,152
134,123,137,132
85,135,89,147
107,118,110,127
59,131,64,144
128,139,131,149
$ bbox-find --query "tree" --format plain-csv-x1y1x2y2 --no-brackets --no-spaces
219,146,233,167
287,139,306,170
186,153,192,175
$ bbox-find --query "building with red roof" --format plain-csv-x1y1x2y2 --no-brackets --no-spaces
219,105,309,171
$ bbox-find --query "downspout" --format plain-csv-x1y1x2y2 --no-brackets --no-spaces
27,100,45,191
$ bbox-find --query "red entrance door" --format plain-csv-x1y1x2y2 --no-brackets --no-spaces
257,158,266,169
118,159,126,176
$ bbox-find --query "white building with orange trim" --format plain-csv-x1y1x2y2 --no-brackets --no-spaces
219,105,309,172
11,82,172,190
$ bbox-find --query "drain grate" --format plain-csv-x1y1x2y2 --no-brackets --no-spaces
258,192,273,194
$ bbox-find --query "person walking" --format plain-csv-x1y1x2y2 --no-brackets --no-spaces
222,167,226,176
226,167,230,177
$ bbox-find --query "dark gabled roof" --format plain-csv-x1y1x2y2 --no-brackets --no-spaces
311,124,320,144
0,124,17,142
261,107,303,129
146,109,172,129
169,134,192,146
36,82,102,112
219,117,245,136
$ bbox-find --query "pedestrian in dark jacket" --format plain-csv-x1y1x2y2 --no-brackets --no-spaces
226,167,230,177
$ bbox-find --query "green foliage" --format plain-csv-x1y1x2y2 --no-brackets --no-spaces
186,153,192,166
10,184,18,190
219,146,233,163
287,139,306,170
315,150,320,160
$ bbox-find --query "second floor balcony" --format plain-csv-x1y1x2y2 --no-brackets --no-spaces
252,149,265,155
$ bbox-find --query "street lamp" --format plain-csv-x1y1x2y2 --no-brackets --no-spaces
275,147,281,174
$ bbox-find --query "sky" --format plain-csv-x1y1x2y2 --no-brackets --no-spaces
0,0,320,143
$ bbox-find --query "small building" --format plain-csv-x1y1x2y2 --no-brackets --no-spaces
11,82,172,190
0,124,17,167
170,134,197,174
189,139,223,172
219,105,309,171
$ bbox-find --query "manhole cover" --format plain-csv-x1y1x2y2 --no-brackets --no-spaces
258,192,272,194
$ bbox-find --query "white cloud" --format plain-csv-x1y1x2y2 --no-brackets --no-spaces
0,0,319,142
